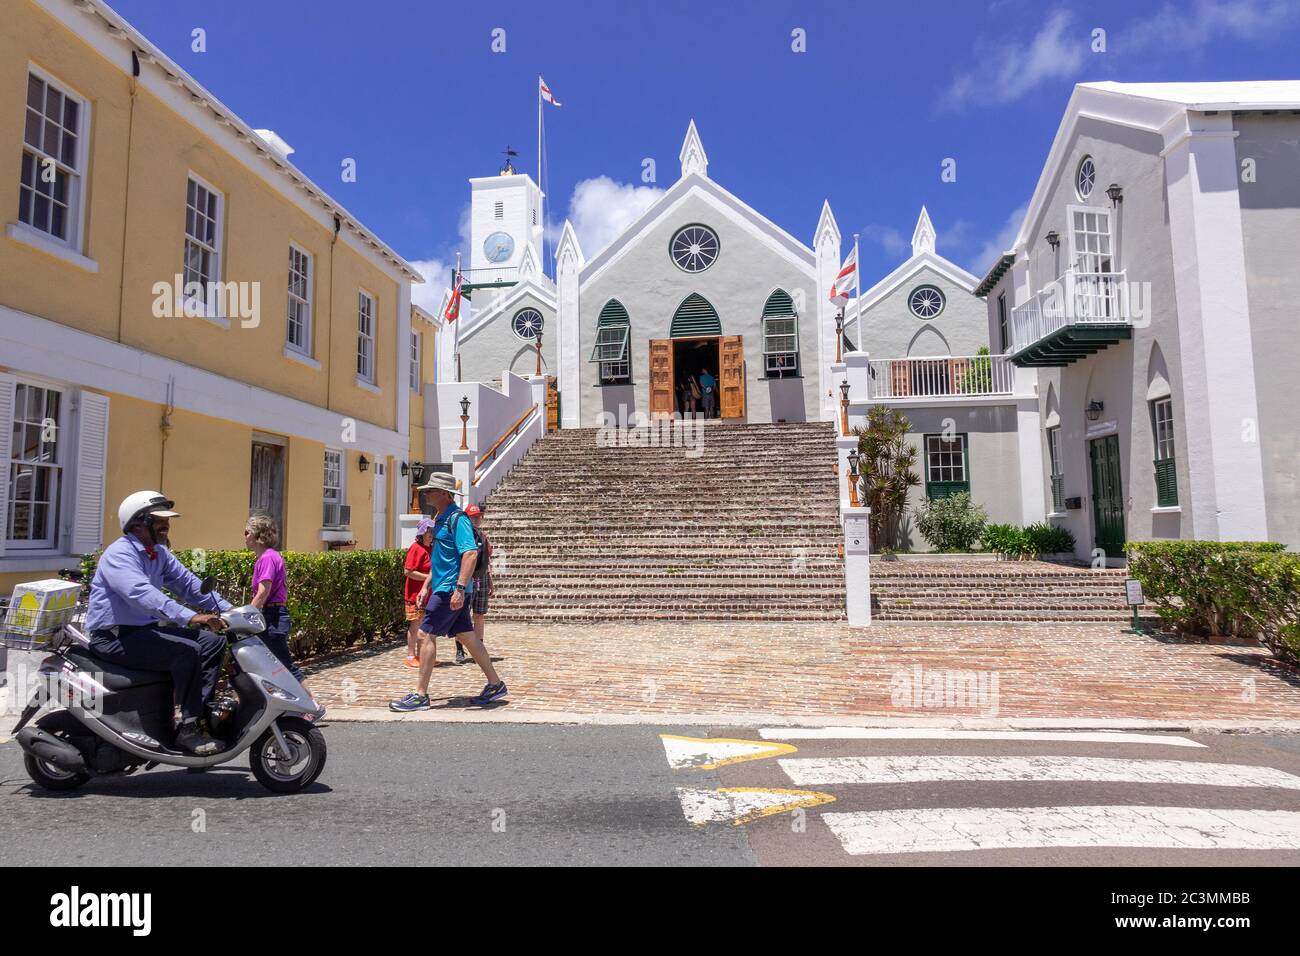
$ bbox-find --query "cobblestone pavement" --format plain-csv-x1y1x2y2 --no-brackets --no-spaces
304,621,1300,722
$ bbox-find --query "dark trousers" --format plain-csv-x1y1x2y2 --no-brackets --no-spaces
260,605,304,682
702,390,716,418
90,623,226,722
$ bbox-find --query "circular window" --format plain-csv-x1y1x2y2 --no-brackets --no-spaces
1076,156,1096,200
670,224,720,273
512,308,544,341
908,285,946,319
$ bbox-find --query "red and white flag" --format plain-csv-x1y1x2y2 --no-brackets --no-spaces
539,76,561,107
829,246,858,305
443,270,463,324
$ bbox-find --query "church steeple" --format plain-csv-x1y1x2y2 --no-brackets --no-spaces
911,205,936,257
679,120,709,179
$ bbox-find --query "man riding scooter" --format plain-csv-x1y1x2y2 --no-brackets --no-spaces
84,491,232,755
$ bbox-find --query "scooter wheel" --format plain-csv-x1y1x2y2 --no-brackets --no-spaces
23,752,90,792
250,717,326,793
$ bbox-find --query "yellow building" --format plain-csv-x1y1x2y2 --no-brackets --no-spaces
0,0,430,594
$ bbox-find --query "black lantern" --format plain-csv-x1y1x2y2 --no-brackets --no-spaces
1045,230,1060,250
1106,183,1123,206
400,461,409,478
459,395,471,418
358,455,369,472
1086,400,1105,422
847,447,861,477
839,378,850,403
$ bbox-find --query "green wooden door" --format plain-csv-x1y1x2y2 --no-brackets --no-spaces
1089,434,1125,558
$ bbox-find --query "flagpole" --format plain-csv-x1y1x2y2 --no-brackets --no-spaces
851,232,860,348
453,251,462,383
537,75,544,280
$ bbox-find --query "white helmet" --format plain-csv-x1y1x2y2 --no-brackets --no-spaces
118,490,181,532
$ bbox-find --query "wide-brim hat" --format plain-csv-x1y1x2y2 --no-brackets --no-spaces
416,471,462,496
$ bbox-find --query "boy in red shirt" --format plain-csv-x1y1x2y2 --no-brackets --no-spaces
402,517,434,668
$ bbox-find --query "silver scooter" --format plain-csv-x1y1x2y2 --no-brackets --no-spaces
13,578,326,793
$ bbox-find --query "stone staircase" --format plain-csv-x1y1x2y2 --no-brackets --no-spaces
869,559,1133,622
479,420,846,622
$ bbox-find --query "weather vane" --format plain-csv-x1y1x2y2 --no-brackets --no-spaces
500,145,518,176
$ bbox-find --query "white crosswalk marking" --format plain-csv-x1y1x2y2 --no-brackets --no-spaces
822,806,1300,855
758,728,1205,747
779,755,1300,788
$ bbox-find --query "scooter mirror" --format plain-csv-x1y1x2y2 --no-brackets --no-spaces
200,575,216,595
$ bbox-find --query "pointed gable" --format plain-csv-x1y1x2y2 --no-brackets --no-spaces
911,206,936,256
679,119,709,179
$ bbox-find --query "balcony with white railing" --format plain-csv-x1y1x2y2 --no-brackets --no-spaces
1008,269,1134,366
867,353,1018,401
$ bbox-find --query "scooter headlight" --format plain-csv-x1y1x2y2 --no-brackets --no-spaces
259,678,299,702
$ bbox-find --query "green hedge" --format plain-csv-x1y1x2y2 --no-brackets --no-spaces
81,548,407,661
981,522,1075,558
1126,540,1297,665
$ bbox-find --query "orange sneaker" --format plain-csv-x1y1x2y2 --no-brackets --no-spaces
404,655,420,669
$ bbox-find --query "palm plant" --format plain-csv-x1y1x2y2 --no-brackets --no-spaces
854,406,921,551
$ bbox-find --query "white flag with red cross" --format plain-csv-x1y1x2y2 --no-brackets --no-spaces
443,270,463,324
540,76,561,107
829,246,858,306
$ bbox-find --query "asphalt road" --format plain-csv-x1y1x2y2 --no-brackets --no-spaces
3,723,1300,866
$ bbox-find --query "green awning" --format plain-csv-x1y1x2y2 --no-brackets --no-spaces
670,293,721,337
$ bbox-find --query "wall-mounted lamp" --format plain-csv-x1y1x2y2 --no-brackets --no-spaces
1105,183,1123,207
358,455,370,472
400,461,409,478
1086,400,1105,422
1045,230,1060,251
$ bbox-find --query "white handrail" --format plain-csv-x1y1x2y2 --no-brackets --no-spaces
1009,268,1130,353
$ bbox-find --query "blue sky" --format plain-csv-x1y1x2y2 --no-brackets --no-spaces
108,0,1300,305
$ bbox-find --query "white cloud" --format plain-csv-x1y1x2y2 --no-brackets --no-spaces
553,176,665,257
858,223,909,260
965,203,1028,278
942,10,1084,111
410,258,452,313
1123,0,1299,52
943,1,1299,111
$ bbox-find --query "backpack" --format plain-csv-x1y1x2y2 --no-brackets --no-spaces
449,511,490,581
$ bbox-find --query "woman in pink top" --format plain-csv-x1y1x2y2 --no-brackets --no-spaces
245,515,317,707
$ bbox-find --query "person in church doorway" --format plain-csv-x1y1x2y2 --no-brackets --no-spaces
699,368,717,418
687,374,702,416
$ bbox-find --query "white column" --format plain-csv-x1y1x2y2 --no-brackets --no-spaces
1016,397,1047,525
843,505,872,626
452,449,474,508
556,223,583,429
835,434,856,517
526,374,549,435
814,202,841,422
1162,113,1268,540
843,350,871,431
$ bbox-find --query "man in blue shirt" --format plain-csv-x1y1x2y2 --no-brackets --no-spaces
86,491,232,755
391,472,507,711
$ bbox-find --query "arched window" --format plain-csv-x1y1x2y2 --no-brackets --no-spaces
589,299,631,384
761,289,799,377
670,293,721,337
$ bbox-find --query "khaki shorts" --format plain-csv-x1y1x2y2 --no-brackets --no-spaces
404,601,422,622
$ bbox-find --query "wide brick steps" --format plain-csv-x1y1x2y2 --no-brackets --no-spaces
869,560,1132,622
480,420,845,622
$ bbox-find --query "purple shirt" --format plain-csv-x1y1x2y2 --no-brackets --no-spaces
252,548,288,605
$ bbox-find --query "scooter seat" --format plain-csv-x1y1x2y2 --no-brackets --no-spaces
65,647,171,691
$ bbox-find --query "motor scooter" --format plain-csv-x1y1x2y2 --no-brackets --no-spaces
11,577,326,793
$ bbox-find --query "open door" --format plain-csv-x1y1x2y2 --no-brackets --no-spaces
545,375,559,430
720,335,745,419
649,339,674,419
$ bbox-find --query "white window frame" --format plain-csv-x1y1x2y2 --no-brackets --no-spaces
1152,398,1175,461
18,64,91,253
286,243,313,356
1066,203,1113,275
410,329,422,393
182,172,225,320
322,447,347,532
356,289,376,384
924,433,968,484
762,314,799,377
1047,426,1064,513
5,378,69,551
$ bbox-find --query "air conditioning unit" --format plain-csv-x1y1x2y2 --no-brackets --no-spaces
323,502,352,528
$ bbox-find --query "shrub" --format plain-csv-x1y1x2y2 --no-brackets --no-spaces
916,491,987,552
1025,522,1075,556
81,548,407,661
982,523,1030,557
1126,540,1297,665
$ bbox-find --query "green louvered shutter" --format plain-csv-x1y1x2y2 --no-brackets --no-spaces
762,289,794,318
670,293,721,337
1154,458,1178,507
597,299,629,328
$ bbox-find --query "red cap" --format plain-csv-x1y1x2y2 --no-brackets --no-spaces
465,504,482,517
